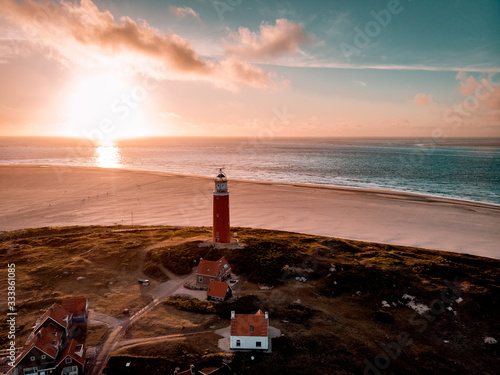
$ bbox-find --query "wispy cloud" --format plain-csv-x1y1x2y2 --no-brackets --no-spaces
354,80,367,86
414,93,433,106
169,6,200,21
225,18,315,60
1,0,277,91
268,60,500,73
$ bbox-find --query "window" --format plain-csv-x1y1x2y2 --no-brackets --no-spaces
65,357,72,364
199,276,203,283
24,368,38,374
41,354,46,359
256,341,262,348
30,356,35,361
62,366,78,375
236,340,241,347
250,326,254,332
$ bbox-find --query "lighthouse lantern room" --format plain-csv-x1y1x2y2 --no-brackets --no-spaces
213,168,231,243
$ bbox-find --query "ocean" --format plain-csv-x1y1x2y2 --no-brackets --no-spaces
1,137,499,206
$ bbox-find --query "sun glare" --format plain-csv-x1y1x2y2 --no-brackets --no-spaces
94,141,122,168
65,73,149,141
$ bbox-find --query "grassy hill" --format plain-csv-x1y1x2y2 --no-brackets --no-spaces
0,225,498,374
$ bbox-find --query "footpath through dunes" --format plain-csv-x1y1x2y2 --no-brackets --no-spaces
0,165,499,258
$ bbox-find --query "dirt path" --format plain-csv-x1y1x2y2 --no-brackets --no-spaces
90,270,195,375
115,330,215,351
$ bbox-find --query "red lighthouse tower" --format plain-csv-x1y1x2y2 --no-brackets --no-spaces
213,168,230,243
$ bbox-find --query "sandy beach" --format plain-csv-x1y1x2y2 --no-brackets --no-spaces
1,165,499,259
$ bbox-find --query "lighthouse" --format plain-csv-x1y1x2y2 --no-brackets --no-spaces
213,168,230,243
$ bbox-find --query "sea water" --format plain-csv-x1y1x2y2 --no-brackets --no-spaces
1,137,499,205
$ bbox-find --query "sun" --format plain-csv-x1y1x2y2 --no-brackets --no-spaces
65,73,150,141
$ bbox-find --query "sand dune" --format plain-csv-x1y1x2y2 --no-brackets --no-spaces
1,165,499,259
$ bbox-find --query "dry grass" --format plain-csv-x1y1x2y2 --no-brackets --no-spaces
124,303,219,339
1,225,498,374
85,324,111,346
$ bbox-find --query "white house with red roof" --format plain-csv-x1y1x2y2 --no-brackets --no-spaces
230,310,269,350
196,257,231,287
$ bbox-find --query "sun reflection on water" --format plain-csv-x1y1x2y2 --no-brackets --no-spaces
94,142,122,168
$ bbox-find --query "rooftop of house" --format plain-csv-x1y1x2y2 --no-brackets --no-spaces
230,310,268,337
61,298,88,317
34,303,72,332
207,281,230,299
196,257,230,277
57,339,86,367
14,327,62,366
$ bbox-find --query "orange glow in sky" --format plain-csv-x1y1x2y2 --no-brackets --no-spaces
0,0,498,139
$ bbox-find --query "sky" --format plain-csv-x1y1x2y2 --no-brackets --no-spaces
0,0,499,140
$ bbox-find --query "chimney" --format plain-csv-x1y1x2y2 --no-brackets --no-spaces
265,312,269,320
190,364,196,375
37,331,42,338
231,311,235,319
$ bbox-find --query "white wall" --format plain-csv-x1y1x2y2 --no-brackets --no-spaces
230,335,268,350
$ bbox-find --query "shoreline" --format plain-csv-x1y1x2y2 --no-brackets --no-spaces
1,164,499,259
3,163,499,209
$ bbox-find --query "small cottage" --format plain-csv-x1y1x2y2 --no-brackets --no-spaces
196,257,231,286
206,281,232,302
230,310,269,351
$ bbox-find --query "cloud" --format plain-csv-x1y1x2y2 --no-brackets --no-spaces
354,80,367,86
169,6,200,20
1,0,275,90
456,72,500,110
414,93,433,106
225,18,314,59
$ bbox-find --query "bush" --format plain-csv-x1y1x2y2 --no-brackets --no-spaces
225,239,304,285
164,296,216,314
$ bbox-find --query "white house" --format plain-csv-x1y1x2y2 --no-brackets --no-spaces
230,310,269,350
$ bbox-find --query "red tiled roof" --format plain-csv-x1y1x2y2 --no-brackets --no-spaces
197,257,231,277
34,303,71,333
61,298,88,316
230,310,268,337
14,327,62,366
57,339,86,367
207,281,230,299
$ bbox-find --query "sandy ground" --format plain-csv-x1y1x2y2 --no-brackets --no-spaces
1,165,499,259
